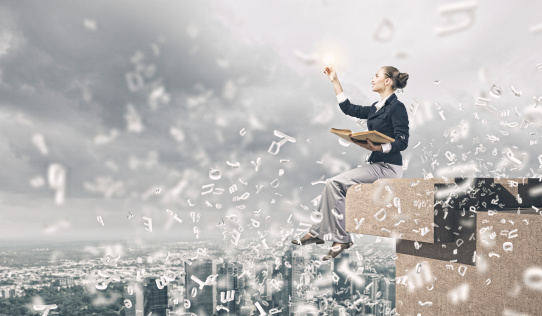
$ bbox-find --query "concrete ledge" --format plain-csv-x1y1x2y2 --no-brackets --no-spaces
395,211,542,315
344,177,542,315
345,178,452,243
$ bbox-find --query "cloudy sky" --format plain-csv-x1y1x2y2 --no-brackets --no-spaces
0,0,541,244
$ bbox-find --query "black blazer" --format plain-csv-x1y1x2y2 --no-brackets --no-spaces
338,93,409,166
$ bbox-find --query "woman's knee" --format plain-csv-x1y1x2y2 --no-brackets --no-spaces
326,177,346,193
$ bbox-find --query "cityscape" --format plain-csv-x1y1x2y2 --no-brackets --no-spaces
0,236,397,315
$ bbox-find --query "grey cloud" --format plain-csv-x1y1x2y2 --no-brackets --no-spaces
1,0,541,242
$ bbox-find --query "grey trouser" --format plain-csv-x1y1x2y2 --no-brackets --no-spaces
309,162,403,243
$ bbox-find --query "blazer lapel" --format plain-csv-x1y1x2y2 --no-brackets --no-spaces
368,93,397,120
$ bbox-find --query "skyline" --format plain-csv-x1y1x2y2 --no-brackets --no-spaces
0,238,397,315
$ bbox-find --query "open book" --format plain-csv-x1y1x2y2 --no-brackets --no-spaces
330,128,395,144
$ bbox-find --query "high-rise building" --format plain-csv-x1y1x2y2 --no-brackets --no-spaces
184,258,215,315
310,254,332,301
123,282,137,316
333,253,352,302
271,257,286,313
379,278,389,301
388,281,396,310
291,250,305,315
255,258,275,303
144,277,168,316
1,288,9,299
217,261,243,315
369,274,380,301
279,248,293,316
352,273,368,299
279,247,307,315
167,278,185,312
122,281,145,316
135,282,144,315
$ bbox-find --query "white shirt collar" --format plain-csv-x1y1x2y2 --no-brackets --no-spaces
375,92,395,111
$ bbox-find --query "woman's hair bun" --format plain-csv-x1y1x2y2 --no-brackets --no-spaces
396,72,409,89
381,66,408,90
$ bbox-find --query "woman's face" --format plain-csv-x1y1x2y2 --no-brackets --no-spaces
371,68,391,93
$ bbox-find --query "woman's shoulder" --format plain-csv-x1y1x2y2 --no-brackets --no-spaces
389,97,406,110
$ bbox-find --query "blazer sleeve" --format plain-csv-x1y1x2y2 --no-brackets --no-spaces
338,98,373,120
386,102,409,154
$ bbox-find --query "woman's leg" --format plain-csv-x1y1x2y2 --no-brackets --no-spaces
310,163,391,244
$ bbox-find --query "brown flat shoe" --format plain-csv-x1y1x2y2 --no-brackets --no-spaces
322,242,353,261
291,234,325,246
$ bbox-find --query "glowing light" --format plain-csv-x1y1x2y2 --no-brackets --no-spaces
322,53,335,66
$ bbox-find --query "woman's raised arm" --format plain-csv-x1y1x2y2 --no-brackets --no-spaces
324,65,372,119
324,65,344,96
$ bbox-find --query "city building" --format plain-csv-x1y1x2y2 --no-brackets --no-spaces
216,261,243,315
144,277,168,316
184,258,215,315
333,253,352,302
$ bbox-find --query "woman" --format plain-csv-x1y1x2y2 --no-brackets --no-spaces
292,65,410,261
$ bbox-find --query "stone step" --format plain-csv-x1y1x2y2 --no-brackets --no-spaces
344,177,542,315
